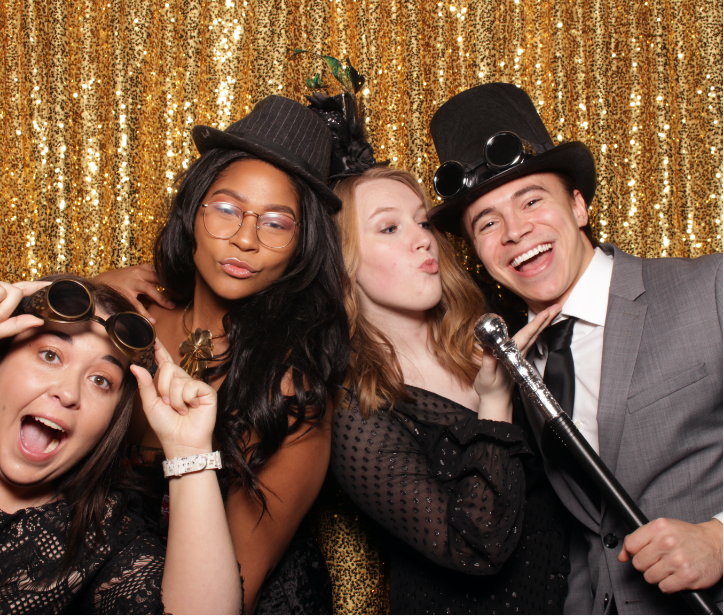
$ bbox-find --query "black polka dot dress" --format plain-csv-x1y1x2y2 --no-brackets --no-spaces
331,386,571,614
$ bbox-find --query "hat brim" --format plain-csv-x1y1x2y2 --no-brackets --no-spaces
192,126,341,212
428,141,596,236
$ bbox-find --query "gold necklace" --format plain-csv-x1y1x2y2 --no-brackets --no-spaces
178,302,226,380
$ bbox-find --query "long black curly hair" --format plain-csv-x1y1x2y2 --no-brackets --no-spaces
154,148,349,509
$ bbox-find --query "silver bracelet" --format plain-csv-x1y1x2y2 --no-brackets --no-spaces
162,451,223,478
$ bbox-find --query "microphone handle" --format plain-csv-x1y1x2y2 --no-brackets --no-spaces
546,413,720,615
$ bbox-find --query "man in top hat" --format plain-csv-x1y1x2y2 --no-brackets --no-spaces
428,83,722,614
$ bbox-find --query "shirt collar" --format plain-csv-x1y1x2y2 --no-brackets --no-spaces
528,247,614,327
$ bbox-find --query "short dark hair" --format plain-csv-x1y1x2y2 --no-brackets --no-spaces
0,274,139,574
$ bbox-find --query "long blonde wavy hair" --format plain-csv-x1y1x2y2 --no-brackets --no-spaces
333,166,486,417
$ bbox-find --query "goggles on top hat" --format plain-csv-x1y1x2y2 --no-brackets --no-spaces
433,131,548,199
18,278,158,377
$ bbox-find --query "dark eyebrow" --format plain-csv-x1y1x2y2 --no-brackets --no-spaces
102,354,126,372
210,189,298,219
510,184,550,200
469,207,496,232
44,330,73,344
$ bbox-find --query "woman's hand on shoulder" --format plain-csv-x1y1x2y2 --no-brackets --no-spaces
474,304,561,422
94,264,175,322
131,340,217,459
0,281,49,339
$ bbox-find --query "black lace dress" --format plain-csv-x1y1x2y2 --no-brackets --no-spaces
331,386,571,614
0,491,166,614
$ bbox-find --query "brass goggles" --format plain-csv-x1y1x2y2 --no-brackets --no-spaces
433,131,547,199
19,278,157,377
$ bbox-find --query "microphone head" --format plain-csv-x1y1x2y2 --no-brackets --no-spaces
474,313,510,349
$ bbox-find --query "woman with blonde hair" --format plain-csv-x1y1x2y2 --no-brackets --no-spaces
328,162,572,614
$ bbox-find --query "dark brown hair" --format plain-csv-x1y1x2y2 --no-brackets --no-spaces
1,274,140,574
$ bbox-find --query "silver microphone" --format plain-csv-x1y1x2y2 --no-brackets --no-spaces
474,313,562,421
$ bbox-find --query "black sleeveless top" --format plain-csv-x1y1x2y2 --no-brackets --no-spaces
331,386,571,614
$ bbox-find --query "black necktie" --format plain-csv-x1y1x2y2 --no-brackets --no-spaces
539,317,600,508
542,317,577,416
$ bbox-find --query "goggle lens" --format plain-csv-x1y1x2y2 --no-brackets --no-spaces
112,313,155,349
485,132,523,169
47,279,92,319
433,162,466,198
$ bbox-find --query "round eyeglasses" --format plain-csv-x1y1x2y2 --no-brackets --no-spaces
202,202,300,249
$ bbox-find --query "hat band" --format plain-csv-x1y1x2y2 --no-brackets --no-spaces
237,131,325,183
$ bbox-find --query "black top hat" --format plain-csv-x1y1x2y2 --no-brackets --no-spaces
192,95,341,212
428,83,596,236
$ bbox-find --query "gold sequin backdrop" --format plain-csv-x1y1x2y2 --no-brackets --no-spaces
0,0,721,282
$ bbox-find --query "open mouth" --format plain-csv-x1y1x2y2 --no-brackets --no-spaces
20,416,67,455
510,243,552,272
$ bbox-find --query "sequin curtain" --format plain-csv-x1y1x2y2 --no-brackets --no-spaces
0,0,721,284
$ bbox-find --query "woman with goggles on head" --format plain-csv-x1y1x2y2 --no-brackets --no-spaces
327,161,572,612
0,275,241,614
96,96,349,613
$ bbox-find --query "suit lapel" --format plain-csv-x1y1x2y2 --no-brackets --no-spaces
597,245,647,474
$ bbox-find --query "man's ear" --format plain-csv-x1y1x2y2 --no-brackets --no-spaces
571,189,589,229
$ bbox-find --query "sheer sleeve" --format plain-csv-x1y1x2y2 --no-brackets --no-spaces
330,391,533,574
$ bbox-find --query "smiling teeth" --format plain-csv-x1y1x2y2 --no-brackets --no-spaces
43,438,61,454
35,417,65,432
511,243,552,268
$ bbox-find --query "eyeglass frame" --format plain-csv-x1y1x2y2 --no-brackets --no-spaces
433,131,549,199
18,278,158,377
201,202,301,249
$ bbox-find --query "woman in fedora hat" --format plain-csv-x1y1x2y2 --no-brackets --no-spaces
97,95,349,613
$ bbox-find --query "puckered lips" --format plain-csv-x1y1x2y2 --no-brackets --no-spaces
420,257,439,274
509,243,553,274
220,258,257,279
19,415,68,461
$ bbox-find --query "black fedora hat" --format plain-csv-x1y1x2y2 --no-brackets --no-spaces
428,83,596,236
192,95,341,212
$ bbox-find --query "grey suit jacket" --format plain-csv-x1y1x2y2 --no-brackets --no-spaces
522,244,723,615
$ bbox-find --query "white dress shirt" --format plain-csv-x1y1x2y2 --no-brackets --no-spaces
526,247,723,530
528,247,614,454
